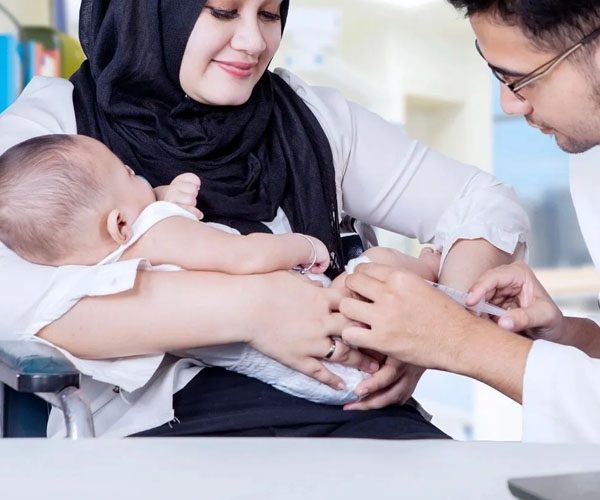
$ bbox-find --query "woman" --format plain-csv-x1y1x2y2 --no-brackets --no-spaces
0,0,528,438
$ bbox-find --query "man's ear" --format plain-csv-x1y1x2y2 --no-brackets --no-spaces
106,209,132,245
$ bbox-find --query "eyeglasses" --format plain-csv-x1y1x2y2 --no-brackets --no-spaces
475,26,600,102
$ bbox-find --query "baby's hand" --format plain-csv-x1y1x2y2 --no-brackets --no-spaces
300,235,330,274
155,173,203,219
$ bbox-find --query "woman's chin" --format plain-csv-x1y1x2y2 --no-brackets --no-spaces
192,91,252,107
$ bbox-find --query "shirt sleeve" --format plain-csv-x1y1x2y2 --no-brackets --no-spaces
277,68,530,264
340,102,529,263
523,339,600,443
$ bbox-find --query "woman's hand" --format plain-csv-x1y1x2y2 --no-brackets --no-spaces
248,271,380,390
344,356,425,410
467,261,566,343
154,173,203,219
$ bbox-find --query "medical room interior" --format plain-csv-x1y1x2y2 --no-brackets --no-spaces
0,1,599,498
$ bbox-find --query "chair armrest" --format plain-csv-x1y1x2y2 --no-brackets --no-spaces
0,341,79,393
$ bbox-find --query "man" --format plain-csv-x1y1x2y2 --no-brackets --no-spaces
341,0,600,443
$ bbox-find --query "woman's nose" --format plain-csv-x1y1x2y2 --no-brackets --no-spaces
230,19,267,55
499,84,533,117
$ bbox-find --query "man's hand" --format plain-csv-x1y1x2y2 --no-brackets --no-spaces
344,356,425,410
467,261,566,343
154,173,203,219
340,263,532,403
340,263,475,371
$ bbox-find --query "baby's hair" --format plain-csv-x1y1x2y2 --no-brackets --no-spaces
0,134,104,264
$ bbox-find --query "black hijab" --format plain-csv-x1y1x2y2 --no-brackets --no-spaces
70,0,343,274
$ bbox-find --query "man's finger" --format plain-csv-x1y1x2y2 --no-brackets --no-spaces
323,286,351,310
324,312,354,336
326,343,379,373
353,362,400,397
345,272,386,303
353,262,397,282
339,297,375,327
467,266,524,306
498,301,556,333
342,325,375,350
344,381,405,411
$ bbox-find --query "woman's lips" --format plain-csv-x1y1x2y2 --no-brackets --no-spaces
214,60,256,79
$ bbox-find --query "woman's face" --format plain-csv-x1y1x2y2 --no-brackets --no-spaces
180,0,284,106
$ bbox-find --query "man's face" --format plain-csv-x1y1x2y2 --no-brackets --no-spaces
471,13,600,153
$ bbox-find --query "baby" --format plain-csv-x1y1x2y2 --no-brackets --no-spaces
0,134,440,404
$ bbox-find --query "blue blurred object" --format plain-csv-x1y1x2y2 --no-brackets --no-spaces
0,34,19,113
53,0,68,33
18,39,37,86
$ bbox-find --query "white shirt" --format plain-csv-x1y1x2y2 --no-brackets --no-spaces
0,71,530,437
518,148,600,443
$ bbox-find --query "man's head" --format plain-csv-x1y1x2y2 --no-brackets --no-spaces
448,0,600,153
0,134,155,265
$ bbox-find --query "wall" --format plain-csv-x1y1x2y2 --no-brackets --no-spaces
0,0,51,28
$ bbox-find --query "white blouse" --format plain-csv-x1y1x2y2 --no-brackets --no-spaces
0,70,529,437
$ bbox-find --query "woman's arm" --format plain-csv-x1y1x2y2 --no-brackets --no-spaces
124,216,328,274
337,102,529,289
38,269,375,388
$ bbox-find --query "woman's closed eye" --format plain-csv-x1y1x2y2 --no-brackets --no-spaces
206,6,281,22
207,7,238,20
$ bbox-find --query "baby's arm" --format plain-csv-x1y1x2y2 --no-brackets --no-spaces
122,215,330,275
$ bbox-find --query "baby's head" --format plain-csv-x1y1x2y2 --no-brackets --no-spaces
0,134,155,265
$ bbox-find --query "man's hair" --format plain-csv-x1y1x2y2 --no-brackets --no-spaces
0,134,104,264
447,1,600,55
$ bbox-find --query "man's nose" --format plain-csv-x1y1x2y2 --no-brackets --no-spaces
499,84,533,116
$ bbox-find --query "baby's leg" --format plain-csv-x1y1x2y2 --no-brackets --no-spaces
358,247,440,282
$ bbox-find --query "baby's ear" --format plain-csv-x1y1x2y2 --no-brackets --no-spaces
106,209,132,245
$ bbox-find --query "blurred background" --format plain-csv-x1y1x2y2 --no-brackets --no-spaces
1,0,599,441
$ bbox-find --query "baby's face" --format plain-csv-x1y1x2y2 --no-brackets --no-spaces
83,137,156,221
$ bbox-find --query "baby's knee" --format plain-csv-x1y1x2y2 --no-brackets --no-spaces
362,246,404,266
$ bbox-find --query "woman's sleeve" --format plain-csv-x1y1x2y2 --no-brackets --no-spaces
339,101,530,261
522,339,600,443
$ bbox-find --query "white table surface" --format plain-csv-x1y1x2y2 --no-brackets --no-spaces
1,438,599,499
